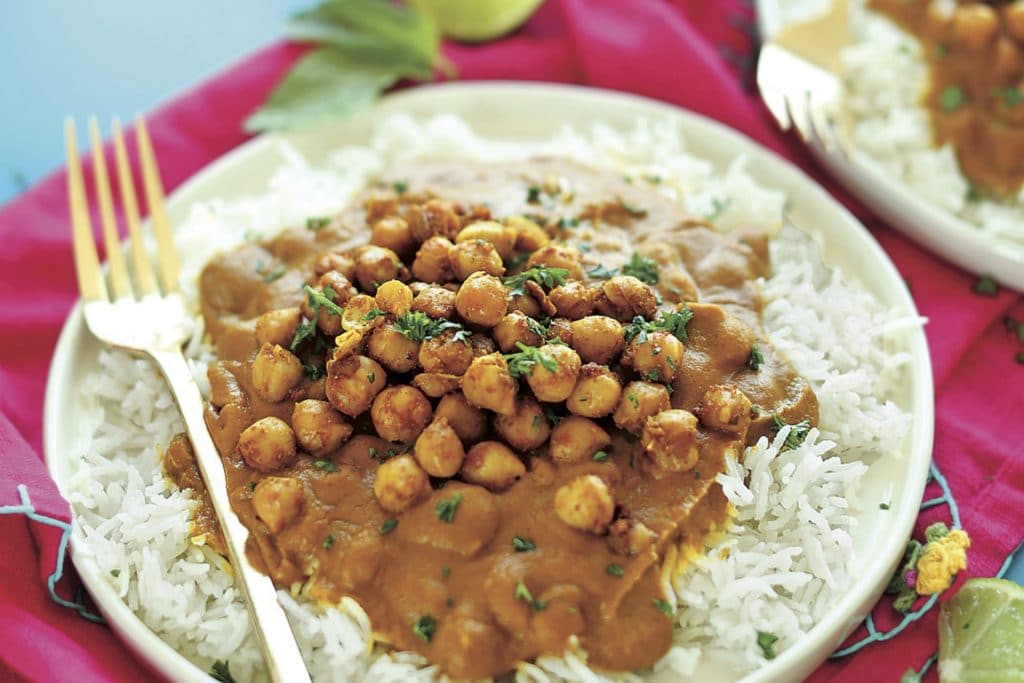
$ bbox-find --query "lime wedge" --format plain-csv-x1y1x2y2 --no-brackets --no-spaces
938,578,1024,682
408,0,544,43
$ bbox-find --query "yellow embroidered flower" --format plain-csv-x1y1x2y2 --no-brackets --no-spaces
915,529,970,595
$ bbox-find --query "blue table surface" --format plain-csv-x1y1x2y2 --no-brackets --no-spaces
2,0,1020,584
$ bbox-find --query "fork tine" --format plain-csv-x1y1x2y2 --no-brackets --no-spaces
134,117,180,293
112,118,158,297
65,118,107,303
784,93,814,148
756,47,793,131
88,118,132,300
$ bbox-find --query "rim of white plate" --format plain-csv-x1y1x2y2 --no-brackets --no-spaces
44,81,934,683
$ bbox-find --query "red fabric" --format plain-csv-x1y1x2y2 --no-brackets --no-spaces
1,0,1021,681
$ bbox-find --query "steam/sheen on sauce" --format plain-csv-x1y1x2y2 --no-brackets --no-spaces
165,158,817,678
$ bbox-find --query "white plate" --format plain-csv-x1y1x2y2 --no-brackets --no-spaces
43,82,933,683
757,0,1024,292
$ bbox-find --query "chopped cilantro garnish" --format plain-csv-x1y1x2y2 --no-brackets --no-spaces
557,216,580,229
394,311,469,342
314,460,338,473
1000,88,1024,108
653,599,674,616
939,85,965,112
436,492,463,523
210,659,236,683
504,342,558,378
621,253,659,284
526,185,542,203
363,307,387,321
592,450,609,462
524,315,550,339
543,405,564,425
322,534,335,550
379,518,398,535
756,631,779,660
304,284,344,317
748,344,765,371
413,615,436,643
442,566,450,579
587,263,618,279
972,275,999,297
880,502,891,510
771,415,811,450
110,569,120,578
705,197,732,222
606,563,625,577
305,216,330,231
624,307,694,344
392,180,408,194
367,371,375,383
621,200,647,217
261,267,286,283
644,368,661,382
503,266,569,297
515,580,534,603
512,536,535,552
627,393,640,409
303,362,326,380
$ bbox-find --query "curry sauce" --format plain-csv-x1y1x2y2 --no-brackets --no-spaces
167,159,817,678
870,0,1024,196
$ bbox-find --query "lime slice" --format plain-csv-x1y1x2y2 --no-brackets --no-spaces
408,0,544,43
938,578,1024,682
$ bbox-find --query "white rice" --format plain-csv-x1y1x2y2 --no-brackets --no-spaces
65,114,915,681
775,0,1024,247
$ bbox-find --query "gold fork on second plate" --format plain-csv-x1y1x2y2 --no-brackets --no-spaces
757,0,852,154
65,117,311,683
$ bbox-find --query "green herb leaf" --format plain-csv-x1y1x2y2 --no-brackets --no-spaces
592,450,609,462
972,275,999,297
543,405,564,425
210,659,236,683
557,216,580,229
627,393,640,409
771,415,811,450
413,614,437,643
363,307,388,321
526,185,542,203
512,536,535,552
587,264,618,279
624,307,694,344
380,518,398,535
504,341,558,378
880,502,891,510
653,598,674,616
939,85,965,113
304,284,345,316
756,631,779,660
306,216,331,231
605,563,624,577
524,315,550,339
748,344,765,371
436,492,463,523
515,580,534,604
621,253,659,284
323,534,335,549
393,311,469,342
621,201,647,217
303,362,326,380
261,266,286,283
392,180,409,194
314,459,338,473
705,197,733,222
442,565,450,579
503,266,570,297
1000,88,1024,108
110,569,121,578
290,318,319,352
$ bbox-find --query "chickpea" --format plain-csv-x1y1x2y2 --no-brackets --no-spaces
413,417,465,478
462,353,518,416
508,291,542,317
368,322,420,373
374,280,413,317
373,454,429,513
315,272,358,335
952,4,998,51
546,318,573,345
371,385,432,444
333,328,366,359
251,342,305,402
492,311,544,353
325,354,387,417
554,475,614,534
410,284,456,319
549,416,611,464
341,294,379,332
641,409,700,473
506,215,549,251
494,397,550,451
549,281,596,320
613,381,671,434
364,193,398,223
255,307,301,348
411,372,461,397
406,198,462,242
607,516,657,556
450,239,505,280
524,280,558,317
526,244,584,280
993,37,1023,82
570,316,625,364
456,220,518,260
461,441,526,491
435,392,488,443
252,476,305,533
621,330,684,384
419,329,474,374
354,245,402,292
524,343,581,403
314,251,357,280
696,384,752,435
1005,1,1024,42
595,276,658,321
371,216,414,255
454,272,508,327
469,332,497,357
566,364,622,418
412,236,455,283
291,399,353,455
238,416,297,472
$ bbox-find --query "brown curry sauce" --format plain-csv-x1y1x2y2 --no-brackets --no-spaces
166,159,817,678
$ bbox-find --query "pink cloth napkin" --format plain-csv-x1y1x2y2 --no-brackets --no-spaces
1,1,1022,680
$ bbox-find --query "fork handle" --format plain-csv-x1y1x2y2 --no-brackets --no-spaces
151,349,311,683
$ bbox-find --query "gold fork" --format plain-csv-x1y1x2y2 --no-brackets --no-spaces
65,117,311,683
757,0,852,155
